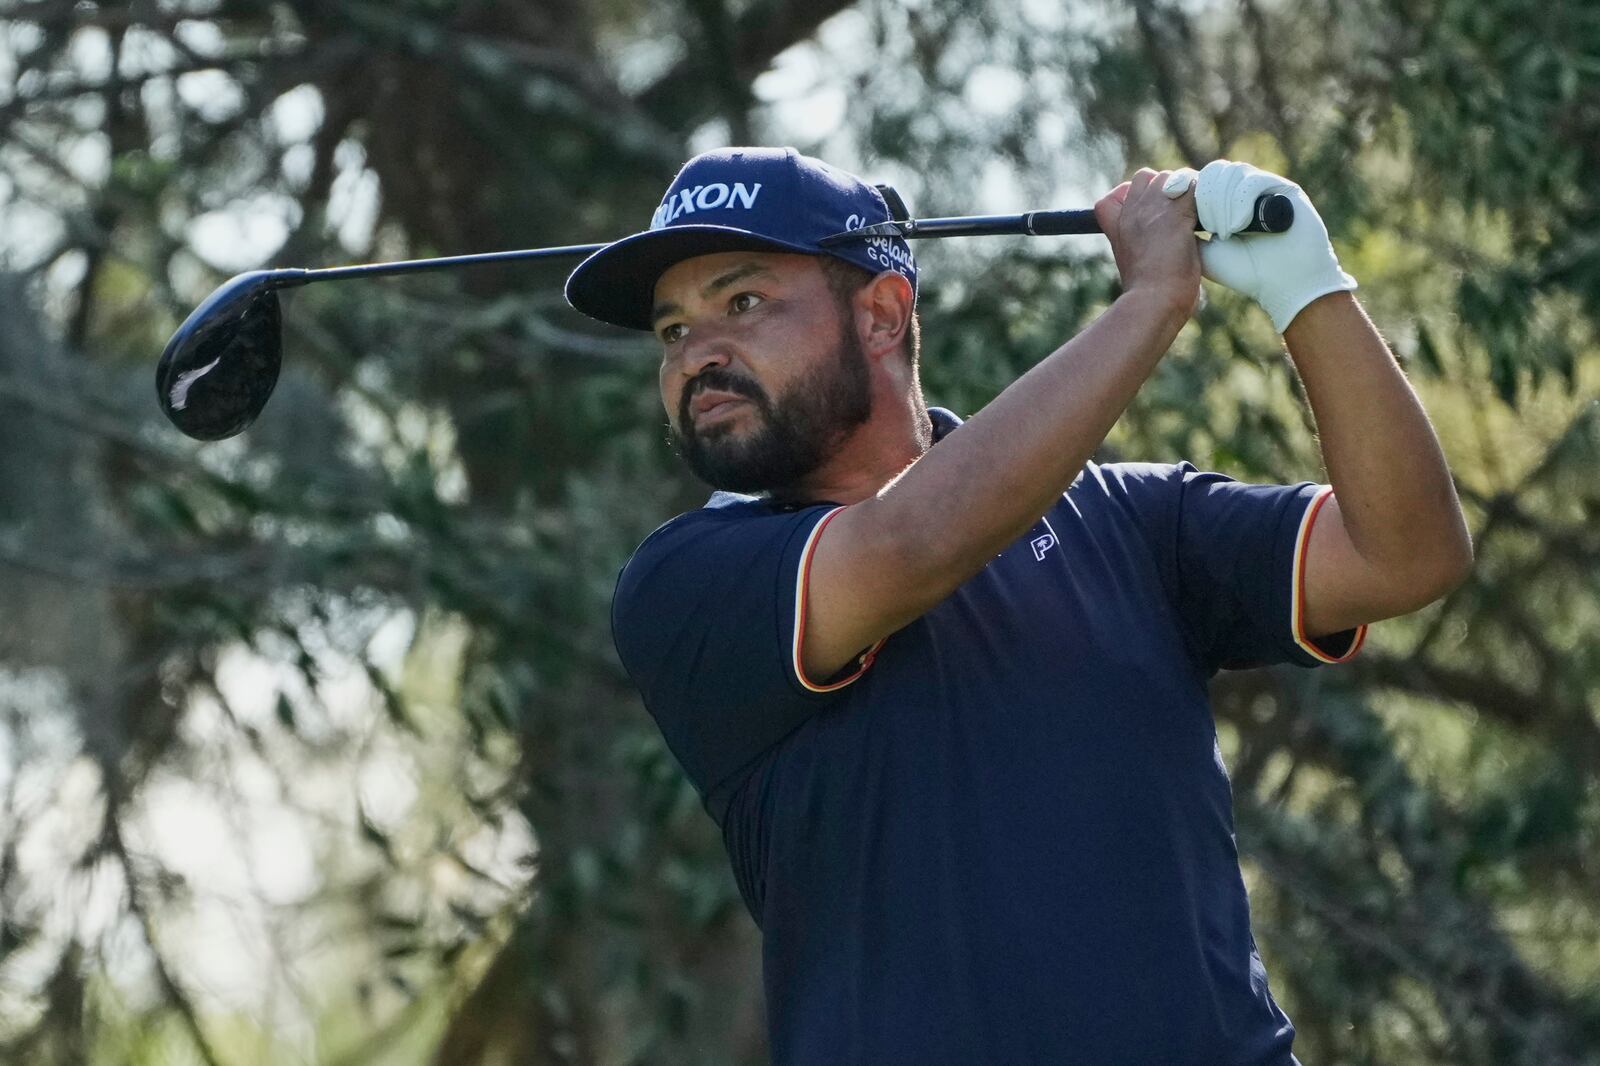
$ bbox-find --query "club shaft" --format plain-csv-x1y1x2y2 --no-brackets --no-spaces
273,217,1090,286
890,211,1101,238
262,192,1291,291
288,242,610,286
829,194,1292,243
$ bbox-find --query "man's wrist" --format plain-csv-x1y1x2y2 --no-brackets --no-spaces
1282,289,1360,347
1117,283,1196,333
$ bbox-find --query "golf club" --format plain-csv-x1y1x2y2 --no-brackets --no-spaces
155,193,1292,441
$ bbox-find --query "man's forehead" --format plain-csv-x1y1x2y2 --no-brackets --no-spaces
651,251,821,320
657,251,819,292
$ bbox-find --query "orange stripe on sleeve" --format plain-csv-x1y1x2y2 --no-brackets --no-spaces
1291,487,1368,664
792,506,885,693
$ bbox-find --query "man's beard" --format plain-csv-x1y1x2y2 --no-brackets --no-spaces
671,315,873,496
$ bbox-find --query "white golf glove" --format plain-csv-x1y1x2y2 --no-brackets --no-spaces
1163,161,1357,333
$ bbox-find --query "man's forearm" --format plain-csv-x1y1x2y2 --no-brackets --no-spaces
870,286,1190,578
1284,291,1473,582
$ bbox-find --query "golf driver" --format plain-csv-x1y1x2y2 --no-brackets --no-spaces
155,193,1292,441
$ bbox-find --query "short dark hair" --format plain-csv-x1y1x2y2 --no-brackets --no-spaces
819,257,921,366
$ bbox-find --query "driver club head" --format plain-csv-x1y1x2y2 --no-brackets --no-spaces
155,270,289,440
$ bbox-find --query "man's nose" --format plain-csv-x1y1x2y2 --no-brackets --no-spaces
680,327,734,377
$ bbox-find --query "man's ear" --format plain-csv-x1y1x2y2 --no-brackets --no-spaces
856,271,915,360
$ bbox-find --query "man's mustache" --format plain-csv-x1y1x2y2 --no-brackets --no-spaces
682,371,765,425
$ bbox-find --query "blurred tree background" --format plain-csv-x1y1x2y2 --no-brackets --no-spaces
0,0,1596,1062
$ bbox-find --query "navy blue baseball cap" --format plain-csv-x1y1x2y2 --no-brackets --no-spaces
564,147,918,331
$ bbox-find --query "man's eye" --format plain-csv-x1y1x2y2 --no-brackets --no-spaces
730,292,764,313
660,323,686,344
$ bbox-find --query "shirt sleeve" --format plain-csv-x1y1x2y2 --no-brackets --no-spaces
1111,462,1368,675
610,503,883,801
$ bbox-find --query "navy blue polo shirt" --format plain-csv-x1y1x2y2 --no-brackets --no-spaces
611,408,1365,1065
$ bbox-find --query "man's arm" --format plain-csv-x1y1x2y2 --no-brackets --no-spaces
1287,291,1474,637
802,169,1197,681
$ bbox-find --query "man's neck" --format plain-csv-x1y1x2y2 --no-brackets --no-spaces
772,388,933,507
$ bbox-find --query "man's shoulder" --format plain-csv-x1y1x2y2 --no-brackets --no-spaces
1068,458,1195,499
621,490,828,590
634,490,786,552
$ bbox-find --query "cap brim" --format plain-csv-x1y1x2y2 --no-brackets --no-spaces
564,225,822,331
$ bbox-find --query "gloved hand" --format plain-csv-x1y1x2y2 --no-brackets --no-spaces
1162,161,1357,333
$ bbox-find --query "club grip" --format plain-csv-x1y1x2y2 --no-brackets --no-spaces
1025,192,1295,236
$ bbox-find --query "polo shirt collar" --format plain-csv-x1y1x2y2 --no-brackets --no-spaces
710,405,964,512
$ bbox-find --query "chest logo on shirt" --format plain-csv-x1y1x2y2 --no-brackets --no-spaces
1030,532,1057,561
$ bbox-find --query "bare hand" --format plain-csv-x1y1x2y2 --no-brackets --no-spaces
1093,168,1202,318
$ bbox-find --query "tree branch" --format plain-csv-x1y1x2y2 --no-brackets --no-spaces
99,789,232,1066
636,0,859,131
1352,644,1600,769
1129,0,1208,164
1238,0,1299,167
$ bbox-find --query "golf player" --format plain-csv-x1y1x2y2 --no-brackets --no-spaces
565,148,1472,1064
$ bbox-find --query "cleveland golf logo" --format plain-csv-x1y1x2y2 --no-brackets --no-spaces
843,213,916,280
650,182,763,229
